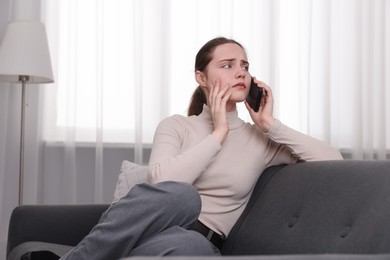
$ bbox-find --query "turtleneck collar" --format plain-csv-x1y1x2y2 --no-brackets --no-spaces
198,104,244,130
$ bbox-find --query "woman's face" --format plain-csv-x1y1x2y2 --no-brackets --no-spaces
196,43,252,105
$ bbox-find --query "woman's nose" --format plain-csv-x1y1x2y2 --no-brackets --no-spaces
235,67,246,79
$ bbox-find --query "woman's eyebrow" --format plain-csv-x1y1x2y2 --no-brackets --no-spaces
218,58,249,65
218,58,234,63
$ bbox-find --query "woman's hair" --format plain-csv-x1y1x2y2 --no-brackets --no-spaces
187,37,244,116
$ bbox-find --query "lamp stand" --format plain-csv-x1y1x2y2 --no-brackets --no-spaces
18,75,29,205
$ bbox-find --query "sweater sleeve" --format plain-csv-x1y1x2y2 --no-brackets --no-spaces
265,119,343,164
148,116,221,184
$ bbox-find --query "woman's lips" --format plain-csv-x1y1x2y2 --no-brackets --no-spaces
233,83,246,89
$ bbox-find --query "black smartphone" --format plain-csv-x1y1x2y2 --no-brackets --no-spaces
246,77,263,112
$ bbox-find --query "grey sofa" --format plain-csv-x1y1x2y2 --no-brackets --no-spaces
7,160,390,260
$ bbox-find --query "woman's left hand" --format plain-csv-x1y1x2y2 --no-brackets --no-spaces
245,78,275,133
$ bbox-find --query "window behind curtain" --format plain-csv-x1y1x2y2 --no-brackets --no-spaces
41,0,390,159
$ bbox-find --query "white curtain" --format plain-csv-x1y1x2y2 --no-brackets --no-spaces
41,0,390,158
0,0,389,258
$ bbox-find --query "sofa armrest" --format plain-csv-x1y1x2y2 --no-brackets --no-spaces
7,204,109,257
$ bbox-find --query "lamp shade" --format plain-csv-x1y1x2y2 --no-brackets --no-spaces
0,20,54,83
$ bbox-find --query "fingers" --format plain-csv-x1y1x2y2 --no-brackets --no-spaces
208,79,219,108
245,79,275,132
252,78,272,98
208,79,232,110
207,79,231,143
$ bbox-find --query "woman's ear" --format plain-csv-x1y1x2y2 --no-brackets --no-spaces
195,71,207,87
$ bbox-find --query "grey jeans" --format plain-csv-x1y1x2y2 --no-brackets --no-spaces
60,181,220,259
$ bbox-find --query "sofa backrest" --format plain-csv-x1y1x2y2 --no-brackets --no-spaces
222,160,390,255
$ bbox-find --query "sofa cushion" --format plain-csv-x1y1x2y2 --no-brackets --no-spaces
112,160,149,203
7,204,109,259
223,160,390,255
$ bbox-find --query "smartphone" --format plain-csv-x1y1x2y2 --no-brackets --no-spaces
246,77,263,112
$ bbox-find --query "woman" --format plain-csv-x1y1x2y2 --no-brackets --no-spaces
61,37,342,260
148,36,342,248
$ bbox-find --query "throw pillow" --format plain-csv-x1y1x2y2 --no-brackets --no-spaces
112,160,149,203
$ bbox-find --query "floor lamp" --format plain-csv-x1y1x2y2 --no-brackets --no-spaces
0,20,54,205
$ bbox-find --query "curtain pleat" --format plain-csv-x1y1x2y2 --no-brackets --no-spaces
94,0,104,202
133,0,144,165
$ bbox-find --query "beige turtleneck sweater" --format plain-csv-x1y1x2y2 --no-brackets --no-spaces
148,105,343,237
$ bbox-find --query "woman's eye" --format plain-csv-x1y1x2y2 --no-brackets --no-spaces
222,64,232,69
242,65,249,71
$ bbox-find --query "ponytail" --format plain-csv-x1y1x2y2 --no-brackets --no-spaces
188,86,206,116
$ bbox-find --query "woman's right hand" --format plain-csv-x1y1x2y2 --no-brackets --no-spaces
208,79,232,144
